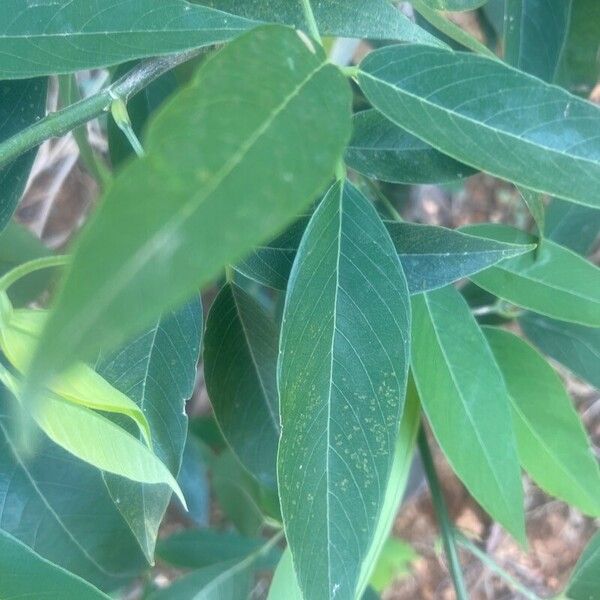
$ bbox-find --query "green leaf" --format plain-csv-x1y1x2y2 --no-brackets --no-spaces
278,180,411,599
204,283,279,489
369,538,416,593
211,449,269,536
567,531,600,600
0,78,47,229
411,286,525,542
0,530,110,600
357,44,600,208
26,25,351,394
199,0,445,45
504,0,572,83
519,312,600,391
238,218,533,293
176,435,210,527
465,224,600,327
518,187,545,233
485,327,600,516
157,529,279,570
557,0,600,96
150,535,281,600
0,1,256,79
545,198,600,255
0,390,147,590
418,0,489,10
387,222,534,294
107,62,178,169
345,109,475,184
0,222,53,306
99,298,203,562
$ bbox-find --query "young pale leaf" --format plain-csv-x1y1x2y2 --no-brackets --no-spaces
504,0,572,83
27,390,186,505
238,219,533,293
519,312,600,391
485,327,600,516
0,1,256,78
345,109,475,184
200,0,444,45
567,531,600,600
99,298,203,563
0,530,110,600
205,283,279,490
411,287,525,542
0,78,47,229
369,538,416,593
518,187,545,233
26,25,351,395
157,529,279,570
357,45,600,208
465,224,600,327
278,180,411,600
545,198,600,255
0,390,147,590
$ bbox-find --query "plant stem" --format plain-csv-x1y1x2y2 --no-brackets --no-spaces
0,255,70,293
58,74,112,189
455,531,541,600
363,178,403,222
418,426,469,600
0,50,200,170
300,0,323,44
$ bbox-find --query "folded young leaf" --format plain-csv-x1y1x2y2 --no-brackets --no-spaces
0,530,110,600
567,531,600,600
205,283,279,490
0,371,187,505
99,298,203,563
519,312,600,391
200,0,444,45
465,224,600,327
411,287,525,542
0,79,47,229
0,0,256,78
238,219,533,293
505,0,573,83
0,304,152,447
485,327,600,516
357,45,600,208
278,180,411,599
345,109,475,184
25,25,352,396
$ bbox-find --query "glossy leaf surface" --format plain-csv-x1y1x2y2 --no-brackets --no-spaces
200,0,444,45
504,0,572,82
358,45,600,208
411,287,525,541
545,198,600,255
26,25,351,393
466,224,600,327
205,283,279,489
519,312,600,391
0,78,47,229
419,0,488,10
345,109,475,184
486,327,600,516
278,180,411,599
0,530,110,600
0,0,255,78
99,298,202,561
